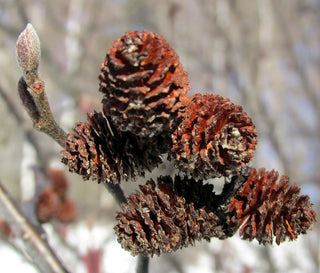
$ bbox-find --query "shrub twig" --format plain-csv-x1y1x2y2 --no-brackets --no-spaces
0,181,69,273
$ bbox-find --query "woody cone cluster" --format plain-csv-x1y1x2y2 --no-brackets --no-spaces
225,168,316,245
99,30,190,138
36,169,77,223
170,93,257,179
60,30,316,256
115,176,226,256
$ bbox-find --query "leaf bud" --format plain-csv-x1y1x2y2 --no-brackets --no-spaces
16,23,41,86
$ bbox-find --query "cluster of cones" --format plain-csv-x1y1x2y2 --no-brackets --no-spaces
35,169,77,224
60,30,316,256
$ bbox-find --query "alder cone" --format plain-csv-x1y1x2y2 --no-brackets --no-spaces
55,199,78,223
226,168,317,245
99,30,190,138
0,221,15,238
35,189,58,223
170,93,258,179
61,112,164,183
114,176,226,257
48,168,68,199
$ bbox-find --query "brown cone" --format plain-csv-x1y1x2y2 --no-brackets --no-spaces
170,93,258,179
225,168,317,245
114,176,226,257
61,112,164,183
55,199,78,223
35,189,58,223
99,30,190,138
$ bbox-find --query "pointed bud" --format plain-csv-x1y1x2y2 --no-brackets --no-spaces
16,23,41,86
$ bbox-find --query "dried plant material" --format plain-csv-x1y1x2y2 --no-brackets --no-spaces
0,220,15,238
48,168,68,199
61,112,164,183
55,199,77,223
170,93,258,179
36,178,77,224
114,176,226,257
99,30,190,138
226,168,317,245
35,189,58,224
16,23,41,86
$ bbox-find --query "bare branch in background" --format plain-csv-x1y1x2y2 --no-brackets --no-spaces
0,83,48,170
0,181,69,273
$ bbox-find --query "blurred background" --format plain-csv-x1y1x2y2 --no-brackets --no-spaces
0,0,319,272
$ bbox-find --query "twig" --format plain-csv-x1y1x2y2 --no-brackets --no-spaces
16,24,127,206
0,181,69,273
136,255,149,273
15,22,137,269
103,183,127,205
17,76,67,147
18,75,127,205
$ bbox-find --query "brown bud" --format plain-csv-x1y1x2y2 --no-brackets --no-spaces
16,23,41,86
17,77,40,120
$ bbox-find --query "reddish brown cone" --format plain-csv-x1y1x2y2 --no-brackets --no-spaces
170,93,258,179
226,168,317,245
35,189,58,223
61,112,164,183
99,30,190,138
48,168,68,199
114,176,226,257
55,199,78,223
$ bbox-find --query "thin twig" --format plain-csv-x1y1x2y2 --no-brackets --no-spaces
17,76,128,206
17,77,68,147
0,181,69,273
15,23,139,269
103,183,127,205
136,255,149,273
18,76,128,206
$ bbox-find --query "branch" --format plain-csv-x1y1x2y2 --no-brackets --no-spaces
103,183,127,205
136,255,149,273
0,181,69,273
15,22,138,270
17,76,67,147
16,23,127,206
